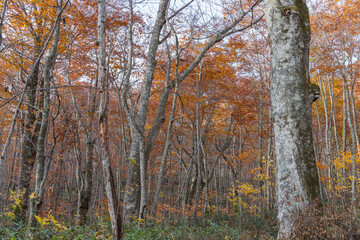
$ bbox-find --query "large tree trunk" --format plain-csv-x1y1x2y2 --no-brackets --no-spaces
17,44,41,218
28,0,64,227
76,131,95,225
263,0,321,238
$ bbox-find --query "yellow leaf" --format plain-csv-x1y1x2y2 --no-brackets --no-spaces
35,215,44,225
29,192,37,199
129,158,137,165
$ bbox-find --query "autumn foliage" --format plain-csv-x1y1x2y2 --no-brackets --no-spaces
0,0,359,239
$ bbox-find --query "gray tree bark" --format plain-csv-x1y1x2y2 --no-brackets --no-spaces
17,44,41,218
97,0,123,238
75,131,95,225
122,0,170,221
263,0,321,238
0,0,8,48
28,0,64,227
192,61,204,224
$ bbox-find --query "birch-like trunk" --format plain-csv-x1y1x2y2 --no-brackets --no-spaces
0,0,8,48
8,5,67,217
192,63,203,224
122,0,170,220
343,77,357,211
97,0,123,238
263,0,321,238
315,9,358,211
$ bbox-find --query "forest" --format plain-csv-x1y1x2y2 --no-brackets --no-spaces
0,0,359,239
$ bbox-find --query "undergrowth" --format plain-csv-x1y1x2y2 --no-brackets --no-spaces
0,213,276,240
2,202,359,239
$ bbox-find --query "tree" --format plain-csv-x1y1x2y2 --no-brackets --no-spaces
0,0,68,219
28,0,66,227
97,0,123,238
263,0,321,238
311,0,360,211
0,0,8,48
122,0,263,221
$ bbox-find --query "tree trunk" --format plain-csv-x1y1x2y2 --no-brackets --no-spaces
192,65,203,224
17,44,41,218
150,81,178,217
28,0,64,227
76,131,95,225
343,77,357,211
0,0,8,48
263,0,321,238
97,0,123,238
122,0,170,220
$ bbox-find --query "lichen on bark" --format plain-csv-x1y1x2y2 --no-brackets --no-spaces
263,0,321,238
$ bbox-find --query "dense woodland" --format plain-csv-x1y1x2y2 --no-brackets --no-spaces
0,0,359,239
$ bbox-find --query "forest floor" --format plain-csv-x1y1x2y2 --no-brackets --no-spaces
0,213,277,239
2,206,359,239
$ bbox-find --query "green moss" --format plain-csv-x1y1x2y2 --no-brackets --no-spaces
296,0,311,34
295,0,310,20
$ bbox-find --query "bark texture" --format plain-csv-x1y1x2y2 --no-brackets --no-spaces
263,0,321,238
97,0,123,238
0,0,8,48
17,42,42,217
76,131,95,225
28,0,64,227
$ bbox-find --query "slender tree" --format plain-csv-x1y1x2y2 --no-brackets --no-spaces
97,0,123,238
122,0,263,221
